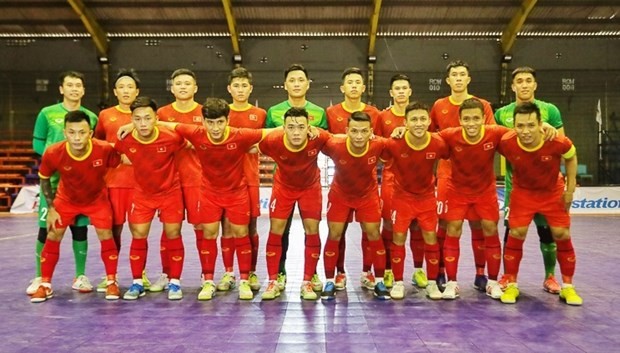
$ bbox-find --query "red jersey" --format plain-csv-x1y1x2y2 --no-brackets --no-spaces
499,132,575,191
157,102,203,187
228,104,267,187
376,107,406,183
439,125,510,195
94,105,136,188
258,130,330,189
175,124,264,193
321,136,385,198
326,102,380,134
114,127,184,196
39,139,121,205
383,132,449,196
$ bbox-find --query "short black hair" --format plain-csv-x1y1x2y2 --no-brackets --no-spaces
283,107,309,122
58,71,85,86
115,68,141,89
348,111,371,125
513,101,541,122
341,67,364,82
130,96,158,112
64,110,91,126
446,60,470,75
284,64,308,80
511,66,536,81
459,98,484,116
202,97,230,120
389,73,411,87
228,67,253,85
171,68,197,81
405,101,430,115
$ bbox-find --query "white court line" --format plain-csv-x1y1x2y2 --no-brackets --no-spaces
0,233,34,241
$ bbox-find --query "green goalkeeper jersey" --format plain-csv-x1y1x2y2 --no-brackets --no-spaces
266,100,328,129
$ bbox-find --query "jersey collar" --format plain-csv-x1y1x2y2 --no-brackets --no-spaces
132,126,160,144
346,137,369,157
405,132,431,150
66,139,93,161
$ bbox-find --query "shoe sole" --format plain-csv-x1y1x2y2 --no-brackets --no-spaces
148,287,167,292
559,296,582,306
501,298,517,304
197,295,214,301
123,292,146,300
168,296,183,300
261,293,280,300
544,287,561,294
105,295,120,300
72,288,94,293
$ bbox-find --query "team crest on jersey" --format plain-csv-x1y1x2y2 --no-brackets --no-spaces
337,116,344,122
385,120,392,125
199,144,208,150
307,149,318,156
279,155,288,160
442,109,449,115
63,166,72,171
110,117,117,122
541,155,552,162
227,143,238,150
249,114,258,121
368,156,376,164
483,142,494,151
400,153,409,158
55,118,64,124
193,116,202,123
92,159,103,167
426,152,436,159
167,117,175,122
309,115,315,121
129,148,137,153
339,159,347,165
455,146,463,152
157,146,167,153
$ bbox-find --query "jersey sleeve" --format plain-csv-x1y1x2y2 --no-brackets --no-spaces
105,145,123,168
94,115,106,140
32,110,48,155
483,101,495,125
547,103,564,129
318,110,328,129
266,108,277,128
38,147,57,179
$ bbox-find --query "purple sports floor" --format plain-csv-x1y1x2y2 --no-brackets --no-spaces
1,213,618,353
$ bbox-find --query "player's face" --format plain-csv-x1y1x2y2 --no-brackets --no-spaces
284,70,309,99
341,73,366,100
113,76,139,107
346,119,372,149
284,116,309,148
171,74,198,101
59,76,85,104
64,120,92,152
405,109,431,139
203,116,229,142
389,80,412,105
514,112,542,147
512,73,538,102
227,77,253,104
132,107,158,139
459,107,484,140
446,66,471,94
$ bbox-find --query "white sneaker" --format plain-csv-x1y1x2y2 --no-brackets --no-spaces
168,282,183,300
96,276,107,293
426,280,442,300
360,272,376,290
486,279,503,299
442,281,460,300
390,281,405,300
26,277,42,295
72,275,94,293
217,272,236,291
149,273,169,292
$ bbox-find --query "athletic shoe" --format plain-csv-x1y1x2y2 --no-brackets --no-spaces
26,277,42,295
30,284,53,303
321,281,336,300
559,286,583,306
261,280,280,300
300,282,318,300
436,273,447,290
390,281,405,300
486,279,503,299
217,273,236,291
310,274,323,292
373,281,391,300
473,274,488,292
198,281,216,301
501,284,519,304
239,281,253,300
142,270,151,291
383,270,394,289
276,272,287,291
335,273,347,291
498,274,510,291
248,272,261,291
412,269,428,288
148,273,169,292
168,283,183,300
442,281,460,300
123,283,145,300
72,275,94,293
543,275,561,294
105,282,121,301
96,277,107,293
360,272,376,290
426,281,442,300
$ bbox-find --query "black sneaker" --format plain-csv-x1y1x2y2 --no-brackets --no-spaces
373,282,391,300
436,273,447,291
321,281,336,300
473,274,488,292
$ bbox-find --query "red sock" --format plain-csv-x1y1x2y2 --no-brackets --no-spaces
503,236,524,283
250,233,259,272
337,234,346,273
390,243,406,281
437,226,447,268
220,236,235,272
443,236,460,281
235,236,252,280
361,231,371,272
130,238,148,279
323,239,340,279
304,234,321,281
167,237,184,280
195,230,207,274
471,227,486,275
424,242,440,280
381,228,393,270
100,238,119,277
41,239,61,283
202,238,218,280
556,238,576,278
194,228,203,256
266,232,282,280
370,239,386,278
160,230,169,275
484,233,501,280
409,226,424,268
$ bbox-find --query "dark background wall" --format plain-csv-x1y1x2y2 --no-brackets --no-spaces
1,37,619,184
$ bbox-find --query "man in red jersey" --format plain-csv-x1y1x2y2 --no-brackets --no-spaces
259,107,330,301
325,67,381,291
429,60,495,291
498,102,582,306
94,69,143,292
382,102,449,300
148,68,205,293
115,97,186,301
320,111,390,301
221,67,267,292
31,111,122,303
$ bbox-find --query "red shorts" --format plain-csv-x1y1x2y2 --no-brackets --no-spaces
248,185,261,218
200,187,251,225
270,181,322,220
380,176,394,221
327,189,381,223
392,192,438,233
129,187,184,224
444,185,499,222
54,194,113,230
508,186,570,228
108,187,134,225
436,177,480,221
182,186,201,225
